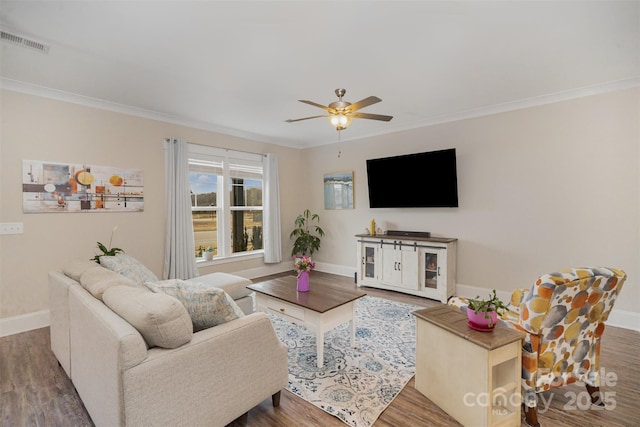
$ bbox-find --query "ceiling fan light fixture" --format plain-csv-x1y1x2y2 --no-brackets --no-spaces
330,113,351,130
287,88,392,131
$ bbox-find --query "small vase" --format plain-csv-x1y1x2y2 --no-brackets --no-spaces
297,271,310,292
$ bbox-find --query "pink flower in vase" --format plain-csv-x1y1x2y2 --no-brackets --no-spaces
293,255,316,277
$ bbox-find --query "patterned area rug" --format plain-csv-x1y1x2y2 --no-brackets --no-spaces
269,296,420,427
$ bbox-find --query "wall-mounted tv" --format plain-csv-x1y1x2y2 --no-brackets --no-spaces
366,148,459,208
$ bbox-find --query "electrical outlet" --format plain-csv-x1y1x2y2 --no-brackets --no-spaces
0,222,24,235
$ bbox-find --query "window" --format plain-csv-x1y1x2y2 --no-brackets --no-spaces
188,145,263,261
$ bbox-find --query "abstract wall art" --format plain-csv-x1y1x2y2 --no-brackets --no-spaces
22,160,144,213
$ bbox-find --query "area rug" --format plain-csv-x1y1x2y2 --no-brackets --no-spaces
268,296,421,427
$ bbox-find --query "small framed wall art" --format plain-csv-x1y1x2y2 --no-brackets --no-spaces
324,171,354,210
22,160,144,213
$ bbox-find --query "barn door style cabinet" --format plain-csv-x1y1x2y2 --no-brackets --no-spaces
355,233,457,303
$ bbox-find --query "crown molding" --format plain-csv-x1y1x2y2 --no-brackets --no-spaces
347,76,640,143
0,77,301,148
2,76,638,149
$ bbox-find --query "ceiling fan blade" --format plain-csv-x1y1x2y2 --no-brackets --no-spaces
285,115,329,123
349,96,381,112
351,112,393,122
298,100,334,112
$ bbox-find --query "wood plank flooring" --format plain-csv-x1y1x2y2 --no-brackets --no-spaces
1,271,638,426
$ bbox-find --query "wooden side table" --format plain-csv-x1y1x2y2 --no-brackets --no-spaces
413,305,524,427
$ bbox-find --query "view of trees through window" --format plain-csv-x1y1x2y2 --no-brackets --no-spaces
190,163,263,259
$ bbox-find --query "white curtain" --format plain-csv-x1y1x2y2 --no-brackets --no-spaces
263,153,282,263
163,138,198,279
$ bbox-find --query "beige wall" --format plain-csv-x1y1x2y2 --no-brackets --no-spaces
0,90,304,319
1,87,638,325
303,88,639,315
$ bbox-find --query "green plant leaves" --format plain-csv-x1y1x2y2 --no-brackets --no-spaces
290,209,325,256
467,289,507,315
91,241,124,263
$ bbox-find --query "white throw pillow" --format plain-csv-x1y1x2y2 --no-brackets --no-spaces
99,253,158,286
80,266,138,300
103,285,193,349
145,279,245,332
63,259,101,282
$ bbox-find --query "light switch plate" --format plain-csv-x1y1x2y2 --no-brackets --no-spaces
0,223,24,234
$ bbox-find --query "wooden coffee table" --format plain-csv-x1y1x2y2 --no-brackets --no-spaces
247,276,366,368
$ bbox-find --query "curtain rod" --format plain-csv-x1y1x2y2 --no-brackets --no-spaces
165,138,269,157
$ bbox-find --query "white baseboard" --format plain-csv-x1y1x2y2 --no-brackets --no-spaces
457,282,639,332
3,270,636,336
233,262,291,279
315,262,357,280
315,272,640,332
236,261,356,281
455,283,513,304
0,264,290,338
606,308,640,332
0,310,50,337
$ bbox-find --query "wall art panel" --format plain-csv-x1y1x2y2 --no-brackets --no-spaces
22,160,144,213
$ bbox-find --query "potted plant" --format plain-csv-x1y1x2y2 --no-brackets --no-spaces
204,245,214,261
91,226,124,263
466,289,507,331
289,209,325,257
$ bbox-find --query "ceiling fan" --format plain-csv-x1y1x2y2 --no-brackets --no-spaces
286,88,393,131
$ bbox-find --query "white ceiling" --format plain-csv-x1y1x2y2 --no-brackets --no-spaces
1,1,638,149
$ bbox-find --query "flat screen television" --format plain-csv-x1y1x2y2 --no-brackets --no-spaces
366,148,458,208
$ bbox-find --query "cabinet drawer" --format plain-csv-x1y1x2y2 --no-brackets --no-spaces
266,298,305,321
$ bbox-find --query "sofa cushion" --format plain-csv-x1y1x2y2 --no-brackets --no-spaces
185,272,253,300
100,253,159,286
103,285,193,349
63,259,101,282
145,279,245,332
80,266,138,300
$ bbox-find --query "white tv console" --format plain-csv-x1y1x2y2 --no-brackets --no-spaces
355,233,457,303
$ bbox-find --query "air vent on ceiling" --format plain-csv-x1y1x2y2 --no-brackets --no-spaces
1,31,50,53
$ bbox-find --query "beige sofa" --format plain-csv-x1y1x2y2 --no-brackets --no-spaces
49,261,288,427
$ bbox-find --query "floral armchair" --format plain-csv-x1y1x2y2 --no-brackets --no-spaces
449,267,626,427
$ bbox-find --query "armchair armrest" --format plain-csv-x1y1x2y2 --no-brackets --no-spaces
500,288,530,325
505,288,529,313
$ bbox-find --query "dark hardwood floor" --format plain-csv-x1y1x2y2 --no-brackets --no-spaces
1,271,638,426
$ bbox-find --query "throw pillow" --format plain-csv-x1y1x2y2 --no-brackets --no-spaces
99,253,158,286
63,259,101,282
145,279,245,332
80,266,138,300
103,285,193,349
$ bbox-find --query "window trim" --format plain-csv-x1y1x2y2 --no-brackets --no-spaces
188,144,264,262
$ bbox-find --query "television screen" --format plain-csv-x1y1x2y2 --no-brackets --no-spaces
366,148,458,208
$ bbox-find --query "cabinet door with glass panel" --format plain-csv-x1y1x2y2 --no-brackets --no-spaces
359,242,379,285
420,247,447,302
